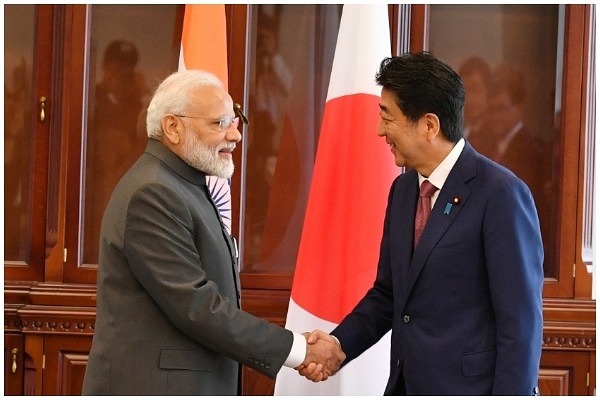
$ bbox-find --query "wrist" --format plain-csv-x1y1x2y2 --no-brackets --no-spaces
330,335,341,348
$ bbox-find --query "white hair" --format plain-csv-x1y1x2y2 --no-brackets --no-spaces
145,70,224,140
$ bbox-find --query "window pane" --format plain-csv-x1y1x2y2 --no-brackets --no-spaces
4,4,35,262
243,5,342,271
430,4,560,278
83,5,181,263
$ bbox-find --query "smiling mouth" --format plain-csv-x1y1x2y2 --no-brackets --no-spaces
219,144,236,153
218,146,236,159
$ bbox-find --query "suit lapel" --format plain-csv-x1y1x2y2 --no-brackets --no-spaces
406,144,478,292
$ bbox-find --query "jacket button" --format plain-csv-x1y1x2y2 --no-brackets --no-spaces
403,315,410,323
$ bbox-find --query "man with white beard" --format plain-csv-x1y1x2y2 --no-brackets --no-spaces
82,70,345,396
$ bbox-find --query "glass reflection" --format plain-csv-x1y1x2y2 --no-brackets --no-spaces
430,4,559,277
243,5,342,271
83,5,180,263
4,4,35,262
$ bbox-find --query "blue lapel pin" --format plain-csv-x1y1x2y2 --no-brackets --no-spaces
444,196,461,215
444,203,452,215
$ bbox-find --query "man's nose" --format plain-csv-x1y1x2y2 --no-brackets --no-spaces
226,125,242,143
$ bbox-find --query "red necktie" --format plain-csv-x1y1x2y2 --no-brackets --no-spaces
414,180,437,247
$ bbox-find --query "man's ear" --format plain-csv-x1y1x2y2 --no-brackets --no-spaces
162,114,181,145
423,112,441,142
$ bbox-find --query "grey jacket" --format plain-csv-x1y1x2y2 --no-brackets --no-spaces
82,139,292,395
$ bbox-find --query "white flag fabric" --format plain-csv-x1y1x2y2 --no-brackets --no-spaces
274,4,396,395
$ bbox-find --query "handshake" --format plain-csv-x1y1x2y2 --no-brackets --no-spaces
296,330,346,382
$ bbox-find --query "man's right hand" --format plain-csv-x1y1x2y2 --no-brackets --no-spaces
295,330,345,382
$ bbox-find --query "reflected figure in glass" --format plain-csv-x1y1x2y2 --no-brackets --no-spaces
4,60,32,260
85,39,151,261
459,56,492,140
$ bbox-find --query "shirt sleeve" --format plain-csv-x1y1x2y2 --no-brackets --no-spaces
283,332,306,368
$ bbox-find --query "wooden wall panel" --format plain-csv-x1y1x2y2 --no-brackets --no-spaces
43,336,91,395
540,350,591,395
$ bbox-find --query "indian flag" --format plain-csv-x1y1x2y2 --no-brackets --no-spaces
179,4,232,233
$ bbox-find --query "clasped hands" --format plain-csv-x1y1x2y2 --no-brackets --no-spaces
295,329,346,382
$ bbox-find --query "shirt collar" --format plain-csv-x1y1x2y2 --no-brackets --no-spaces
418,138,465,190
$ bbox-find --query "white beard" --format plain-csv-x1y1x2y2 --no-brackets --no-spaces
179,135,235,179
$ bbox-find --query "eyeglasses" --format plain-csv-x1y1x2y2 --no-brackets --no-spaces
174,114,240,132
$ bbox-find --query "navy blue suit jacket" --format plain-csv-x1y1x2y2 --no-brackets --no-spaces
331,142,543,395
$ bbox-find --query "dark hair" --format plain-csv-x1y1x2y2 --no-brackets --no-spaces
103,40,139,69
375,52,465,143
458,56,492,88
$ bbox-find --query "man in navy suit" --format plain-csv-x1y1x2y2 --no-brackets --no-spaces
300,52,543,395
